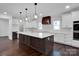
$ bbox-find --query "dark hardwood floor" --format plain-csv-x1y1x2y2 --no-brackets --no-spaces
0,37,79,56
54,42,79,56
0,37,42,56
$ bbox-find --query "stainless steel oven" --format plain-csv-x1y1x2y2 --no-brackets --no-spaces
73,22,79,31
73,21,79,40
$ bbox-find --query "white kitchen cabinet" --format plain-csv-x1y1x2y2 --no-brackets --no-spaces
72,11,79,21
62,11,79,26
54,32,73,46
64,33,73,45
12,19,19,31
71,40,79,47
62,13,73,27
54,31,79,48
54,33,65,43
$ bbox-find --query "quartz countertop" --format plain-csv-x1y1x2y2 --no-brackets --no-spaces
18,31,53,39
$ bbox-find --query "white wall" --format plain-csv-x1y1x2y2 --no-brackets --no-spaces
0,18,9,36
0,14,12,40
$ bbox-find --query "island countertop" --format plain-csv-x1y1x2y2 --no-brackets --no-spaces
18,31,53,39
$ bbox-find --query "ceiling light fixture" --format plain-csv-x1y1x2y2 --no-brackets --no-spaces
65,5,70,9
20,20,22,23
25,8,28,21
34,3,38,19
19,3,39,22
19,12,23,23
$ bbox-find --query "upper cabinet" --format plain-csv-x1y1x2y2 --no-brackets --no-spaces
72,11,79,21
12,19,19,31
61,13,73,28
62,11,79,28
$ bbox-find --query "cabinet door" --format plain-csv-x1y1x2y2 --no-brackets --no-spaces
30,37,45,52
72,11,79,20
62,13,73,27
19,34,24,48
71,40,79,47
64,33,72,45
24,35,30,46
19,34,23,43
45,36,53,54
22,34,26,44
54,33,65,43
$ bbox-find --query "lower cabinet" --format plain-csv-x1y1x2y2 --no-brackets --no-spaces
54,32,73,46
54,33,65,43
12,32,17,40
30,37,46,53
19,34,30,47
19,34,53,55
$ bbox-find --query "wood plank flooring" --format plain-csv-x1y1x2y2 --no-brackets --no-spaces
0,37,42,56
0,37,79,56
54,42,79,56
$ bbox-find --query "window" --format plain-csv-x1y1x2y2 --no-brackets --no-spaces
38,23,42,29
53,20,60,30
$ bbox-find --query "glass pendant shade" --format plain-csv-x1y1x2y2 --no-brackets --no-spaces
34,14,38,19
19,3,39,22
25,17,28,21
20,19,22,23
34,3,38,20
19,12,23,23
25,8,28,21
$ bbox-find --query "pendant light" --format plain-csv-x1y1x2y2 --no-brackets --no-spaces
25,8,28,21
19,12,22,23
34,3,38,19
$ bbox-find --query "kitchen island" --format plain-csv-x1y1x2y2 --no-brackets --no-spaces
19,31,54,55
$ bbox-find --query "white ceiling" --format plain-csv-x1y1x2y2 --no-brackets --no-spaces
0,3,79,18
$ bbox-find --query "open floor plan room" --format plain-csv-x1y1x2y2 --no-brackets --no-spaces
0,37,79,56
0,3,79,56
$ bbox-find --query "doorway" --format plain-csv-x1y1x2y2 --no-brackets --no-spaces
0,18,9,38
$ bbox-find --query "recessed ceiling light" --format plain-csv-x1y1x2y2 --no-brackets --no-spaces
65,5,70,9
3,12,7,14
